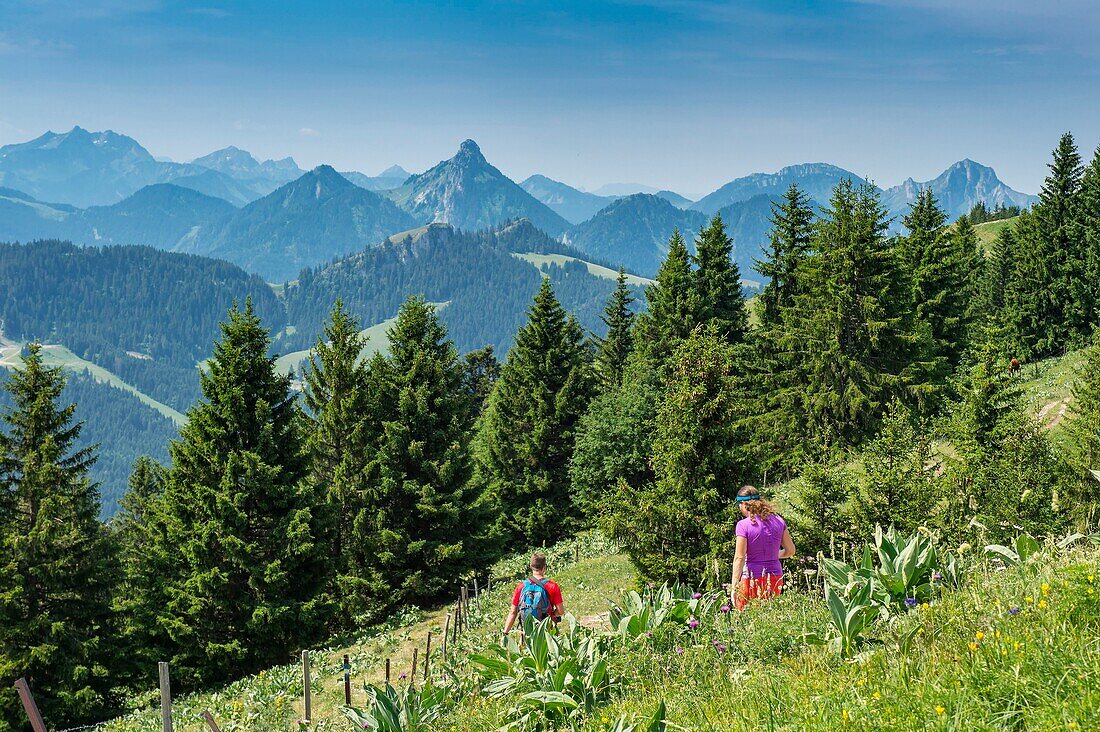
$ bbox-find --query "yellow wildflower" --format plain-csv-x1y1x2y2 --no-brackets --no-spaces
974,630,984,641
873,692,881,700
1038,599,1048,609
935,706,946,715
1041,583,1051,596
1025,596,1034,604
968,642,978,652
842,709,850,723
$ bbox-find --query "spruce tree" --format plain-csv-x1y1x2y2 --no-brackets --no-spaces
476,278,595,548
852,400,942,536
570,360,659,523
1003,209,1058,358
603,329,748,584
693,214,748,342
1032,133,1086,351
113,456,169,689
633,231,701,367
952,215,986,343
785,180,935,453
593,269,636,391
900,188,971,369
944,343,1067,542
1079,147,1100,330
755,183,815,328
361,297,480,609
0,343,120,729
745,185,817,474
462,346,500,418
301,300,375,625
147,301,330,687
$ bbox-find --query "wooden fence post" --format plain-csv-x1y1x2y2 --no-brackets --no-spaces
201,710,223,732
301,651,312,723
474,577,480,611
343,653,351,706
442,613,451,660
424,632,432,682
158,662,173,732
410,647,418,685
13,679,47,732
385,657,391,684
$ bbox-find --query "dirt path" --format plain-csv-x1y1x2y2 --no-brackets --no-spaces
1038,396,1072,429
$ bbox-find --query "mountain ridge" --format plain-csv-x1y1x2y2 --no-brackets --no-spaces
384,140,571,236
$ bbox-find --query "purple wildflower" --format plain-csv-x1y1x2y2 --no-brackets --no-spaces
1008,607,1021,616
645,631,653,638
720,604,731,613
688,617,699,630
675,647,684,656
692,592,702,599
712,641,727,653
399,672,407,680
933,572,943,581
904,597,918,608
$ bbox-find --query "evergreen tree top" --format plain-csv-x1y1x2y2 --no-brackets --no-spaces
1,341,96,481
903,187,948,236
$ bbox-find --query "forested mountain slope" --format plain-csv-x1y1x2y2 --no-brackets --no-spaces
284,220,642,354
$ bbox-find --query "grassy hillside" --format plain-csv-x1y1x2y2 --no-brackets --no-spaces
274,305,447,376
94,531,1100,731
973,216,1018,252
513,252,655,287
1,341,184,425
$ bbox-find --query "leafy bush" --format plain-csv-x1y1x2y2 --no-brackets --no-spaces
341,683,449,732
470,616,614,731
607,584,721,641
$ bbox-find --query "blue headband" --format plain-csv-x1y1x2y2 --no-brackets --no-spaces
735,494,761,502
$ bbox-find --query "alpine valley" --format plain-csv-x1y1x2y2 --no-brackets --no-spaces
0,126,1038,514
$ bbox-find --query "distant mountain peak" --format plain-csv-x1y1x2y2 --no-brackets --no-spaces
457,139,483,157
378,165,410,179
386,141,569,236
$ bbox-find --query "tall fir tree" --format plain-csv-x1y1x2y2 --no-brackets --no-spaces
146,301,330,687
784,180,934,453
755,183,815,328
851,400,942,536
113,456,169,686
602,328,748,584
593,269,636,391
476,278,595,548
360,297,480,609
944,343,1066,542
633,231,701,367
693,214,748,342
952,215,987,344
900,188,971,369
1038,133,1082,347
745,185,817,474
1002,208,1059,358
1079,146,1100,330
0,344,120,730
301,300,376,626
462,346,501,418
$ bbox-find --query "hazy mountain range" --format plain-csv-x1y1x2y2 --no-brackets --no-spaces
0,126,1038,283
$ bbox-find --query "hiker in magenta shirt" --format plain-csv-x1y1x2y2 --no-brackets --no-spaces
731,485,796,610
503,552,565,633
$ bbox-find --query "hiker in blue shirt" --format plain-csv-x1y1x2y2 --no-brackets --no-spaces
503,552,565,634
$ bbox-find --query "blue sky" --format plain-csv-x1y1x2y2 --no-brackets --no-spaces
1,0,1097,198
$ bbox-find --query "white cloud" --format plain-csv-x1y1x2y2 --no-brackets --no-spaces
299,127,320,137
